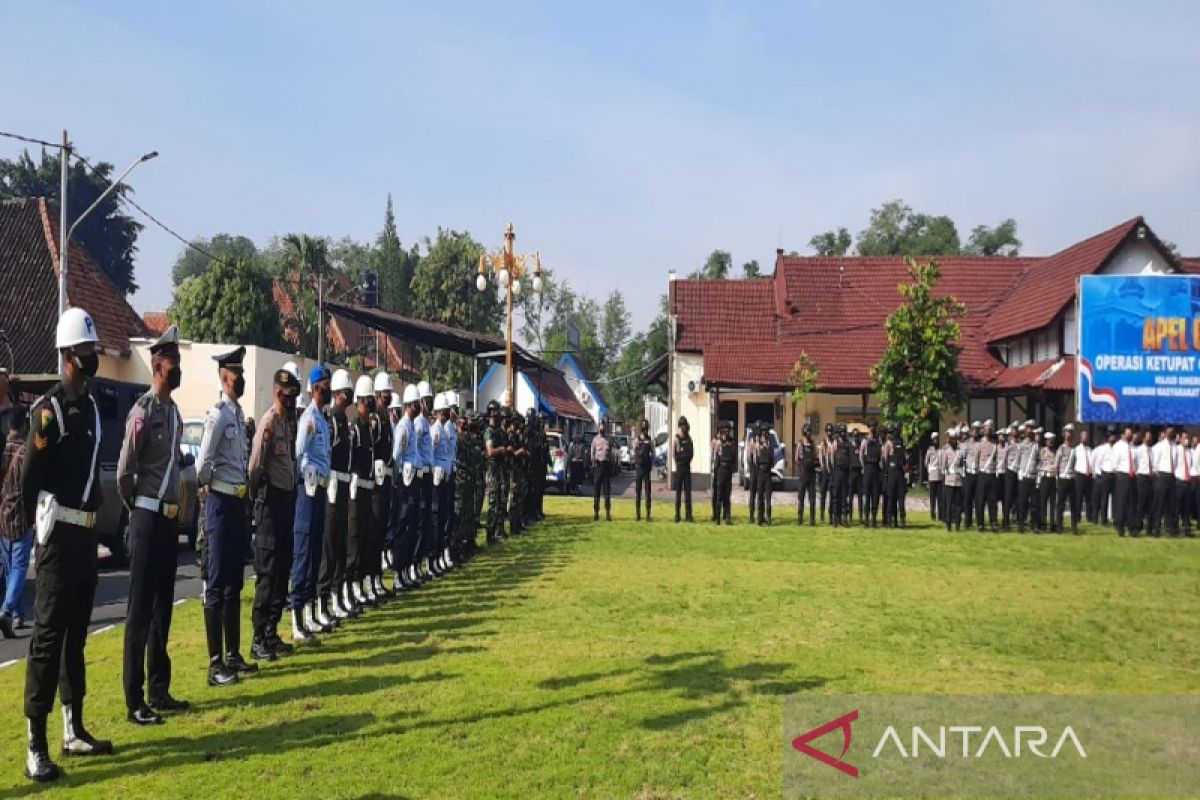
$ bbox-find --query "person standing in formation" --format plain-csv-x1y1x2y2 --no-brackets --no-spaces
1053,425,1078,534
1092,426,1117,525
711,421,736,525
830,425,852,528
590,422,613,522
371,375,395,598
1133,429,1154,536
1150,427,1177,538
1003,424,1021,531
345,376,376,610
1110,425,1135,537
633,420,653,522
672,417,694,523
292,366,331,637
1073,429,1093,527
861,423,883,528
924,432,941,525
974,422,998,533
1036,430,1057,531
795,423,818,527
940,427,964,532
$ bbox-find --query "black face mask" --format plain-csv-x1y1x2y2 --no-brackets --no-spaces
73,352,99,378
233,375,246,398
366,398,377,413
167,366,182,390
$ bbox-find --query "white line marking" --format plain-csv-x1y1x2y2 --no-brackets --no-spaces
0,659,17,669
173,599,186,606
93,625,115,635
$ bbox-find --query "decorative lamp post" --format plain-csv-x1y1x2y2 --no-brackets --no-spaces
476,222,543,408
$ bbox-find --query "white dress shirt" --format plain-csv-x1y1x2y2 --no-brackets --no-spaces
1134,444,1153,476
1173,444,1191,482
1073,444,1092,477
1151,439,1175,475
1110,440,1134,476
1092,442,1111,474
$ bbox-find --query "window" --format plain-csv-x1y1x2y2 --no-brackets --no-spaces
968,397,997,425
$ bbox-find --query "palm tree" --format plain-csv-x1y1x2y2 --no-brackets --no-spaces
280,234,330,361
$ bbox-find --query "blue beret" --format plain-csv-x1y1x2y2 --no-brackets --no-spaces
309,364,332,385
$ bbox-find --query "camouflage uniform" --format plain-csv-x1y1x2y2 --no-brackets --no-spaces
485,421,506,542
454,420,476,554
511,418,527,535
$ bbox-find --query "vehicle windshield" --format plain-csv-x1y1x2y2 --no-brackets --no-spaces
614,435,630,447
181,422,205,447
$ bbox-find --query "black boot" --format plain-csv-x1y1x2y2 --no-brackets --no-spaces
203,606,236,687
26,717,60,782
223,600,258,675
62,702,114,756
251,628,277,662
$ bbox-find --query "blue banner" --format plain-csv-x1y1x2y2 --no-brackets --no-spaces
1077,274,1200,424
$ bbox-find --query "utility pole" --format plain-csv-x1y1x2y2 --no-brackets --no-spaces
58,130,69,372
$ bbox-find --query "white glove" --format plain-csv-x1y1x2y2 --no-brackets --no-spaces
349,479,359,501
326,479,339,504
433,467,444,486
35,491,58,546
304,465,319,498
373,459,386,486
403,463,415,486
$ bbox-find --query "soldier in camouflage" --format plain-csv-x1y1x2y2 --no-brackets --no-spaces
484,402,508,543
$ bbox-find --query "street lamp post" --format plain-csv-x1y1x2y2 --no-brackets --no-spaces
476,222,543,408
57,147,158,370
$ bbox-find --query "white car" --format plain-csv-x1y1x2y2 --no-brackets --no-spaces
740,426,786,489
545,431,566,491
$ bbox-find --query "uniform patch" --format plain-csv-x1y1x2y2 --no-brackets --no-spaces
33,433,48,450
134,416,145,437
68,407,80,416
39,408,53,430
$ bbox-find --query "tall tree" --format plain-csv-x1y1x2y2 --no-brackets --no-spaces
809,227,852,257
870,257,967,444
600,290,631,371
277,234,331,358
171,233,258,286
0,148,143,294
964,219,1022,257
409,228,499,389
328,236,374,283
691,249,732,279
741,259,762,279
373,195,419,316
169,258,282,348
856,200,961,257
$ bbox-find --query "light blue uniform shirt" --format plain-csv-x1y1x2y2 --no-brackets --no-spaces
432,418,453,473
446,417,459,470
295,402,331,478
394,415,418,467
414,414,433,469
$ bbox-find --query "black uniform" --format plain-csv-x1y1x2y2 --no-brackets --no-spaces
796,435,817,526
862,435,883,527
347,409,374,593
831,435,853,526
885,435,907,528
752,434,773,525
673,431,694,522
633,430,654,520
319,405,351,602
712,434,736,524
370,406,393,585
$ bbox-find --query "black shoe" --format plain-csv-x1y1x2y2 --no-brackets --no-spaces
25,718,59,783
149,694,190,713
127,704,164,726
14,616,26,630
594,513,599,521
226,652,259,676
62,704,113,756
251,639,277,662
268,632,294,657
0,613,14,639
208,659,238,687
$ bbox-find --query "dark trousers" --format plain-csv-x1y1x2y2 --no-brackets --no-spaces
439,473,455,552
747,469,759,520
962,474,976,527
635,467,652,518
291,489,326,607
754,468,772,522
204,491,247,608
976,474,997,530
1151,474,1177,536
798,464,817,523
593,463,612,516
418,473,434,560
1054,477,1077,532
123,509,179,711
885,469,907,526
943,485,961,530
393,477,419,565
1135,475,1153,534
1113,474,1134,535
1017,478,1038,531
863,465,881,523
673,466,692,520
927,480,941,523
1095,473,1113,525
434,476,452,551
848,469,862,521
712,466,733,521
1178,480,1196,534
831,468,850,525
1003,472,1018,529
25,523,97,719
818,471,830,520
1038,477,1056,531
316,483,346,599
372,476,392,577
1075,474,1093,524
253,487,294,634
348,485,373,581
568,461,584,493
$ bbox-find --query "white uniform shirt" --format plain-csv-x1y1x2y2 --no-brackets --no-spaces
1134,444,1152,476
1109,440,1133,476
1173,444,1191,482
1150,439,1175,475
1093,442,1113,474
1073,443,1092,477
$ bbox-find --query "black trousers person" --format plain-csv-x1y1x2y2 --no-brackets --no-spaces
1003,472,1018,530
25,523,98,720
673,466,692,522
1135,475,1153,535
1038,476,1056,531
1075,474,1093,525
943,485,961,531
1016,478,1038,532
962,472,977,528
1113,473,1133,536
885,468,907,528
592,461,612,520
862,464,881,526
831,468,850,527
976,474,997,531
1054,476,1077,534
635,466,652,521
348,485,373,589
319,481,348,604
124,509,181,712
797,463,817,525
251,486,294,646
927,480,941,525
712,465,733,523
1151,473,1177,537
754,467,772,525
817,470,830,523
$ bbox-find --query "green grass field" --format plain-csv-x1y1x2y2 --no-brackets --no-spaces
0,496,1196,799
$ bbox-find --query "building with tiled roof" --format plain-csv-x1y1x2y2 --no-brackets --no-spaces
141,311,169,336
666,216,1192,483
0,197,148,375
476,362,592,439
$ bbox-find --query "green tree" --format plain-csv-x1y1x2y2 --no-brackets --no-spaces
278,234,331,358
329,236,374,283
741,259,762,279
809,227,852,257
856,200,961,257
787,352,819,407
373,195,419,316
0,148,142,294
869,257,967,444
409,228,499,388
600,290,631,370
691,249,732,279
963,219,1022,257
169,258,282,348
171,233,258,286
608,334,647,423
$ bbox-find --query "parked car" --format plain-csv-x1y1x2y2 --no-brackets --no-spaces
13,375,201,562
614,434,632,470
740,426,786,489
544,431,566,491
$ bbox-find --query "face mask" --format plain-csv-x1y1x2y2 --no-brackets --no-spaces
233,375,246,398
167,366,182,390
282,395,296,412
73,352,100,378
366,398,376,413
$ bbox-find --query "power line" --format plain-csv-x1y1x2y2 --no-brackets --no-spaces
0,129,61,149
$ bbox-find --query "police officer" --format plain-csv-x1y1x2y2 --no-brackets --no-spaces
22,308,114,782
413,381,436,577
672,417,694,523
248,368,300,662
451,398,476,561
818,424,834,523
441,392,462,566
940,427,965,531
347,376,377,607
431,392,455,564
293,365,331,634
393,384,424,584
712,421,736,525
1037,430,1057,532
751,424,774,525
590,422,613,522
925,432,941,524
795,423,818,526
196,346,257,687
483,400,508,541
883,426,908,529
1054,425,1078,535
118,325,188,725
847,429,864,524
371,373,395,597
633,420,654,521
315,369,354,631
962,421,980,529
861,423,883,527
509,412,528,536
975,421,998,532
830,424,853,527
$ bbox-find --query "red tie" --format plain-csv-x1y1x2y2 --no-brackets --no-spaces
1170,444,1175,474
1128,447,1135,478
1085,448,1091,477
1185,449,1191,481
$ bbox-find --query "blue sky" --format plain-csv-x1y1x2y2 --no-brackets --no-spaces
3,1,1198,330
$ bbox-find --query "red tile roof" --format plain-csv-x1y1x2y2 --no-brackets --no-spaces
525,369,591,420
670,278,775,352
989,356,1074,392
1182,258,1200,274
0,198,148,373
983,218,1141,342
142,311,169,336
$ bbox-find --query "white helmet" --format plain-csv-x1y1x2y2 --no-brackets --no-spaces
417,380,432,399
402,384,421,405
56,307,100,350
374,372,393,394
331,369,353,393
282,361,300,381
433,392,448,412
447,390,460,409
389,392,403,410
354,375,374,400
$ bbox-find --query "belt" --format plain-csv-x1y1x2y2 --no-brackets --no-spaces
418,467,430,477
134,495,180,519
57,506,96,529
355,477,374,489
330,470,352,483
210,480,248,499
